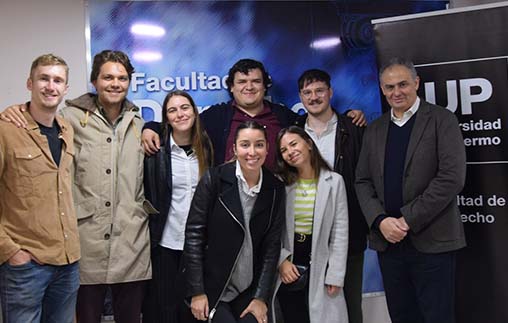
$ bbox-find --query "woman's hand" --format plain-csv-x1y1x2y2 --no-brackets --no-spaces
190,294,209,321
326,284,341,296
279,259,300,284
240,298,268,323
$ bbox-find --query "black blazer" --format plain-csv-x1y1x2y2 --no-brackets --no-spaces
184,162,285,313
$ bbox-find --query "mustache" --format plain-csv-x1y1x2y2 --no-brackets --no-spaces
308,98,323,105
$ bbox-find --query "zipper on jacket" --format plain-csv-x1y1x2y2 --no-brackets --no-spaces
264,189,276,234
208,198,246,319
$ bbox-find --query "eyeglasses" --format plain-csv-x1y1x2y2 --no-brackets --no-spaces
300,87,329,99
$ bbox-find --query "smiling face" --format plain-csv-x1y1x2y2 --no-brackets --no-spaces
165,95,196,136
27,64,69,111
380,64,420,115
230,68,266,112
279,132,312,171
299,80,333,118
234,128,268,174
92,61,129,109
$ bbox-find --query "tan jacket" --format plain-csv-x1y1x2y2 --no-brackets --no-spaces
0,110,80,265
61,93,151,284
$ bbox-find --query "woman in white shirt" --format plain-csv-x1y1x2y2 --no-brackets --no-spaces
143,90,213,323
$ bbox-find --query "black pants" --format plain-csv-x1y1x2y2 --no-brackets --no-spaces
181,288,257,323
277,234,311,323
76,280,146,323
143,246,185,323
378,239,456,323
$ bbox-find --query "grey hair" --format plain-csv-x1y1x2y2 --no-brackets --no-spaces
379,57,418,80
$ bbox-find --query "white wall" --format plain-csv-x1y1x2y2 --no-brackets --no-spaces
0,0,88,110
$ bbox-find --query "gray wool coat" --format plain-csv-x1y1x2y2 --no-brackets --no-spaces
271,169,349,323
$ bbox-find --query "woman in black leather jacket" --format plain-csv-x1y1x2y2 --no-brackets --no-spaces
143,90,213,323
183,121,285,323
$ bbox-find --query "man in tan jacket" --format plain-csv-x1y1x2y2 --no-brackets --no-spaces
1,50,151,323
0,54,80,323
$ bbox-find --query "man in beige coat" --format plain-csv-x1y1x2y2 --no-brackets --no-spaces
1,50,151,323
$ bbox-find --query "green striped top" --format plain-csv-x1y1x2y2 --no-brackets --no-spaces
294,178,316,235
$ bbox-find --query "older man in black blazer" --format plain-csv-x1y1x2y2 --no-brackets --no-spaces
355,58,466,323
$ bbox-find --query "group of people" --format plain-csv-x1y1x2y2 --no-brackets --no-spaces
0,50,466,323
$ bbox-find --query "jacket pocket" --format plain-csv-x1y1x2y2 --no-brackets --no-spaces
14,147,45,177
12,147,50,198
76,199,96,221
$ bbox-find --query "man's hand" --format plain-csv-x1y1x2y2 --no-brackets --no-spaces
279,259,300,284
8,249,42,266
346,109,367,127
190,294,209,321
141,128,160,155
326,284,342,296
379,217,409,243
240,298,268,323
0,104,28,128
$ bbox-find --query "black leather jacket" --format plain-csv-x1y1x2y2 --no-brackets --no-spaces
183,162,285,315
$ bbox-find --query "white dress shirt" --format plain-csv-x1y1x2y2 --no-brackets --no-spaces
159,134,199,250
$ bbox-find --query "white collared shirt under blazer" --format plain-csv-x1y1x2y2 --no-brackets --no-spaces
271,169,349,323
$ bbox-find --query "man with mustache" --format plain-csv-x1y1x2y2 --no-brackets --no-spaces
141,59,366,170
293,69,368,323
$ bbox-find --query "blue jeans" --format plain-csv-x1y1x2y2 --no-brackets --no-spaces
0,260,79,323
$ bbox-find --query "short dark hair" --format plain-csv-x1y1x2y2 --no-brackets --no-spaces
298,69,331,90
379,57,417,80
90,50,135,83
225,59,272,92
275,126,331,185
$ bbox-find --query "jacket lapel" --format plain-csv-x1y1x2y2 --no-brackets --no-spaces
251,168,275,220
55,115,74,156
25,112,56,167
312,170,331,244
286,184,296,253
376,113,391,175
404,101,431,171
219,163,245,226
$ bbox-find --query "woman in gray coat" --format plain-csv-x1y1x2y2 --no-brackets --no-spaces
273,126,349,323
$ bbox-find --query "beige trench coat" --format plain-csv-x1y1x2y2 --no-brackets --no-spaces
61,93,151,284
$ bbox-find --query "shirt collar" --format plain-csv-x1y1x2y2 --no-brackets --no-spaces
169,134,179,151
391,97,420,122
304,111,338,135
235,160,263,196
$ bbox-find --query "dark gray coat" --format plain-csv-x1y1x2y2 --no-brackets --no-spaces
355,100,467,253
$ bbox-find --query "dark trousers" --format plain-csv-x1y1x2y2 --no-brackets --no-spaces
181,288,257,323
143,246,184,323
76,280,147,323
343,252,365,323
277,234,311,323
378,239,456,323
